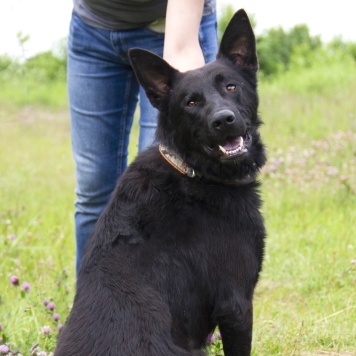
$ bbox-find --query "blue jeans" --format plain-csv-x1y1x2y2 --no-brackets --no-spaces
68,11,218,274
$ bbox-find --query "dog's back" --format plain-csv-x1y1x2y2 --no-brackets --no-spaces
55,10,266,356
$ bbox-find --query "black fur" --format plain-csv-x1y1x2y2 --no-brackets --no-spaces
55,9,266,356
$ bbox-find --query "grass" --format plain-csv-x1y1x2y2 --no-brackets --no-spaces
0,60,356,355
0,107,75,354
0,60,67,109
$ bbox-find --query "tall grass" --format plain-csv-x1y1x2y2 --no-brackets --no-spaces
0,64,67,109
0,52,355,355
250,54,356,355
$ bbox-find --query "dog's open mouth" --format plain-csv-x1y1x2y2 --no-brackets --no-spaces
204,132,252,160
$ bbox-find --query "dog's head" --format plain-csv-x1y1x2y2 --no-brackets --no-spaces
129,9,266,182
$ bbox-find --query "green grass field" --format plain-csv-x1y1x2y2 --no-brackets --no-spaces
0,57,355,355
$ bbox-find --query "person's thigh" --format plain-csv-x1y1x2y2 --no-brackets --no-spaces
67,12,139,271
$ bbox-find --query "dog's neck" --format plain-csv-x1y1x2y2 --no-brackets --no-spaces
158,143,256,186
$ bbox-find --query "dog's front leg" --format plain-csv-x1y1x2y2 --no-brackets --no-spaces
214,298,253,356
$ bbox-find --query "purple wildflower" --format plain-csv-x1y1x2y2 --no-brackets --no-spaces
57,324,64,332
0,323,3,331
207,333,215,344
216,330,221,339
0,345,9,354
7,234,16,240
41,326,51,335
21,282,31,292
10,276,19,286
46,302,56,311
52,313,60,322
42,299,49,306
38,351,47,356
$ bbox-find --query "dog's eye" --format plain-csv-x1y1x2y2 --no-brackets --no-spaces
186,100,198,108
226,84,236,92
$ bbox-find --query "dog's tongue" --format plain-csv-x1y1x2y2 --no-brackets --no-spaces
221,136,242,151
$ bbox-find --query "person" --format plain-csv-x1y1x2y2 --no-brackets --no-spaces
68,0,219,274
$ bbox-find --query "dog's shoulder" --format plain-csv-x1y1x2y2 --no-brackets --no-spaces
117,146,180,202
85,146,182,244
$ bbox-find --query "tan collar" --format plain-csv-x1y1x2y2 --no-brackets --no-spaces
159,143,196,178
158,143,256,186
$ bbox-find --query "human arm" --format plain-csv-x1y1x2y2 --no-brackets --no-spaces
163,0,205,72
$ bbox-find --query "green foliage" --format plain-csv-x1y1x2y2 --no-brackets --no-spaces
0,55,12,72
24,51,66,83
16,32,30,47
1,10,355,108
327,37,356,61
257,24,322,77
22,37,67,83
0,57,67,109
0,38,67,108
263,47,356,99
348,42,356,60
217,6,356,82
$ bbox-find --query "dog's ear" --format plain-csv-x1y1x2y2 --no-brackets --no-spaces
218,9,258,71
129,49,178,109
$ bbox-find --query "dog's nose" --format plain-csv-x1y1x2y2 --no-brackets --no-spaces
210,110,236,131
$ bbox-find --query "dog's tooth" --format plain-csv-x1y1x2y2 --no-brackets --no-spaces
240,136,244,147
218,145,227,154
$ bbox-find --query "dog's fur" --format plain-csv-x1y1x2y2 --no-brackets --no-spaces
55,10,266,356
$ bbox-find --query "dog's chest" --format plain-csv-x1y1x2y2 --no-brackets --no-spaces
146,180,264,272
166,180,261,237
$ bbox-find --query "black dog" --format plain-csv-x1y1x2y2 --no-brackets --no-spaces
55,9,266,356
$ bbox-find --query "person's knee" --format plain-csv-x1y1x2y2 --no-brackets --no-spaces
75,165,117,210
